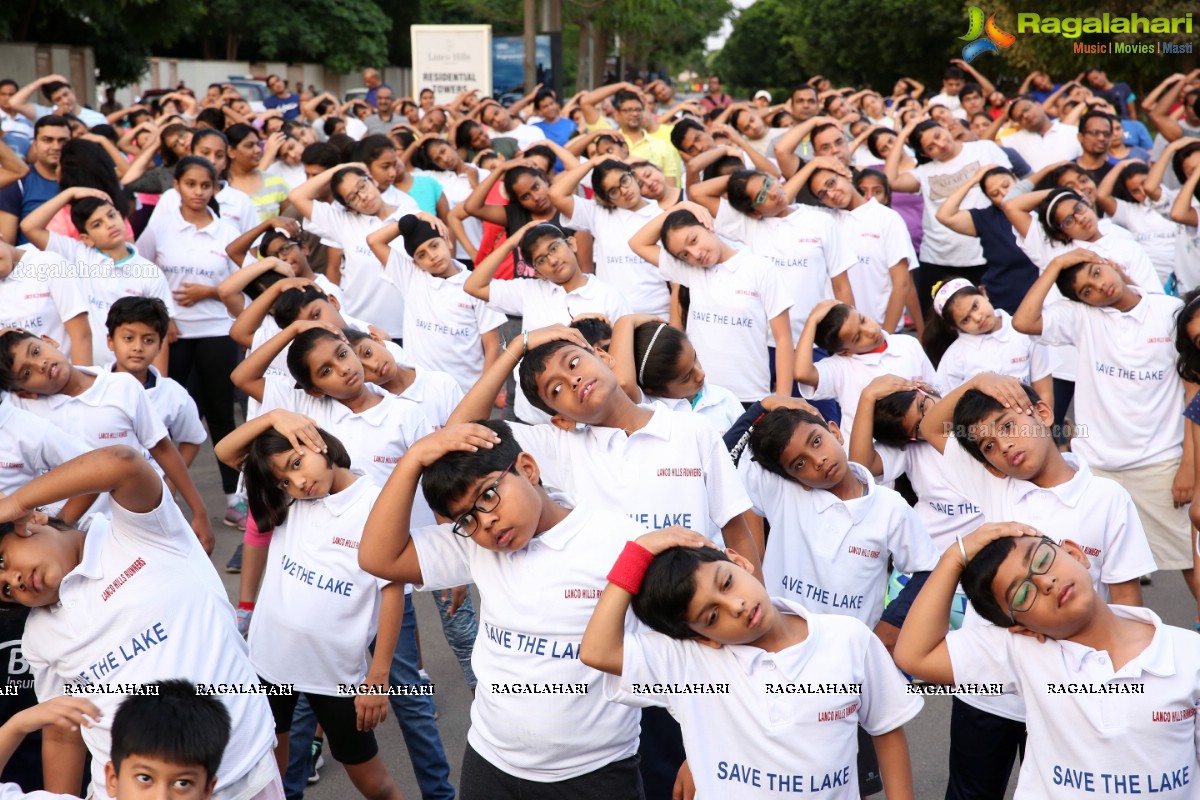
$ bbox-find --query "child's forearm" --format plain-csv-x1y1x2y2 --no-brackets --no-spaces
721,514,763,579
365,220,401,266
240,541,269,605
150,439,208,519
793,322,820,387
214,413,280,470
42,727,88,794
1012,265,1058,335
873,728,915,800
772,326,793,396
359,456,423,584
229,287,280,348
448,337,523,424
892,548,962,683
231,324,299,401
580,582,634,675
1107,578,1143,607
883,265,912,334
463,233,520,300
178,441,200,468
3,447,156,519
848,395,883,475
368,584,406,684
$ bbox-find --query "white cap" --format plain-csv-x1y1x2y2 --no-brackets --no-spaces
754,90,772,102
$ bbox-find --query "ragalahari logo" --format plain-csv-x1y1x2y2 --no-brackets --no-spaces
960,7,1016,62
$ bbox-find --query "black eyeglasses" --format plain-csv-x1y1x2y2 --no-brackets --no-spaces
605,173,634,201
451,461,515,537
1007,537,1057,620
1060,201,1091,229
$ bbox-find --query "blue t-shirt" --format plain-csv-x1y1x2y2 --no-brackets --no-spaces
1121,120,1154,151
404,174,445,215
0,169,60,245
968,205,1039,315
533,117,577,172
263,93,301,120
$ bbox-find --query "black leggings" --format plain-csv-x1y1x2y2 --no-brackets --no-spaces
264,682,379,766
169,335,239,494
945,698,1026,800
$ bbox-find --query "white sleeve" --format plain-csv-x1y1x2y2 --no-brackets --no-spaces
882,209,918,270
380,249,416,293
260,374,331,421
304,200,345,243
1037,301,1083,347
485,278,528,317
125,380,170,451
984,141,1013,168
602,629,690,711
135,217,159,261
32,425,91,472
700,425,752,527
757,258,793,321
473,295,507,335
944,623,1020,690
409,523,474,590
45,232,89,265
655,250,691,286
1111,198,1135,229
876,443,909,485
935,348,967,393
855,622,924,735
45,274,89,328
1098,488,1160,585
509,423,570,492
713,198,751,244
940,436,1007,519
163,384,209,445
800,357,844,401
737,453,769,517
885,501,941,574
562,195,598,234
1028,338,1052,382
821,214,856,278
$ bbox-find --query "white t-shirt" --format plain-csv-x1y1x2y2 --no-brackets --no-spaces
139,367,207,474
1173,196,1200,291
304,198,420,337
381,254,506,394
605,598,923,800
2,247,89,358
740,458,939,627
941,437,1159,720
1039,290,1185,470
645,382,744,435
260,378,432,489
44,233,174,368
511,405,751,543
152,184,260,235
563,197,670,316
410,498,642,781
22,491,276,800
249,475,390,694
0,401,91,497
876,440,983,551
936,309,1051,390
946,606,1200,800
801,333,938,442
486,273,631,424
910,140,1011,265
393,366,464,431
715,200,855,341
135,208,239,338
1110,191,1182,284
657,249,793,402
1003,122,1083,172
827,199,917,327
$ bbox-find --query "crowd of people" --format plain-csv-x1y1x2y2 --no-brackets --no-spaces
0,56,1197,800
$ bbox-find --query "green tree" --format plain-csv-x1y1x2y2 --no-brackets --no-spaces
710,0,805,92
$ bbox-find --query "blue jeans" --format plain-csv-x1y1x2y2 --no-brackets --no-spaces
430,587,479,688
282,594,455,800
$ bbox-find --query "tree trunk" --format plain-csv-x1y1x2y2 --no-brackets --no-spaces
225,29,239,62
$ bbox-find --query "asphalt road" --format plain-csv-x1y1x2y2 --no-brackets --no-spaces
187,436,1198,800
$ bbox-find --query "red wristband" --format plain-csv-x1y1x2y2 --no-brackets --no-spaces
237,601,255,611
607,541,655,595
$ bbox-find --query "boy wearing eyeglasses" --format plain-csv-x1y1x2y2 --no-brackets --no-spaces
917,371,1157,800
896,522,1200,800
358,418,661,800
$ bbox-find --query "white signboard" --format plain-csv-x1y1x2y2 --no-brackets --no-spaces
410,25,493,104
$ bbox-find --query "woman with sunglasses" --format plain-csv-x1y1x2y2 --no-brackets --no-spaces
549,154,668,316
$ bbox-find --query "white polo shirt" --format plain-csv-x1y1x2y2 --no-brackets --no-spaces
511,405,751,543
911,140,1011,265
827,199,917,327
605,598,923,800
1003,121,1083,173
936,309,1051,391
260,377,431,489
876,440,982,551
487,273,631,424
801,333,938,442
250,475,390,694
2,247,89,359
715,200,856,341
304,198,420,337
946,606,1200,800
739,458,939,627
135,208,239,338
1039,290,1185,470
562,197,669,316
1111,192,1182,284
22,491,276,800
393,366,464,430
153,184,261,236
44,233,174,368
941,437,1158,721
657,249,793,402
0,401,91,497
11,367,168,456
381,254,506,394
646,381,744,435
141,366,206,443
410,497,642,781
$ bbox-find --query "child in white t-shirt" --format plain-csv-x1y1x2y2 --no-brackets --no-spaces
357,420,648,799
0,447,278,800
365,215,506,394
629,203,795,403
897,524,1200,800
922,278,1052,397
0,241,91,363
795,299,938,441
0,330,213,551
214,415,405,800
580,536,922,800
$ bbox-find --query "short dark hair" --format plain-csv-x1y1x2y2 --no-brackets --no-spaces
726,169,763,216
286,327,346,392
0,79,16,92
669,118,705,152
590,159,632,207
571,317,612,348
69,197,116,238
950,384,1044,465
959,82,983,100
944,66,966,81
41,81,69,102
353,134,396,166
872,389,921,447
243,428,351,530
748,408,829,480
34,115,70,136
0,329,40,391
301,141,341,170
1077,109,1113,135
194,106,226,131
518,222,567,269
660,209,702,259
1037,187,1085,246
422,418,524,518
110,679,231,782
106,297,170,338
272,285,330,329
791,83,817,99
630,546,732,639
702,154,744,182
907,120,942,165
518,339,577,416
1112,161,1150,203
534,89,557,109
613,89,642,111
961,536,1022,627
813,303,854,353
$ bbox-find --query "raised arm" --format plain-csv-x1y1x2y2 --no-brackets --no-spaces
628,205,676,267
0,137,29,190
1171,165,1200,227
794,299,840,387
784,155,848,205
0,446,164,524
608,313,664,401
8,75,67,121
1148,74,1188,142
918,372,1037,453
935,165,994,236
19,187,109,251
1145,137,1197,202
214,408,326,473
463,219,539,302
549,155,601,219
579,82,632,126
711,125,780,177
1013,248,1101,336
1000,187,1052,238
461,159,515,226
227,275,312,348
771,115,835,178
231,319,341,402
119,131,163,187
952,58,996,98
885,118,923,194
365,218,404,266
848,376,921,477
225,216,301,268
288,163,347,220
1095,159,1135,217
684,171,732,218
